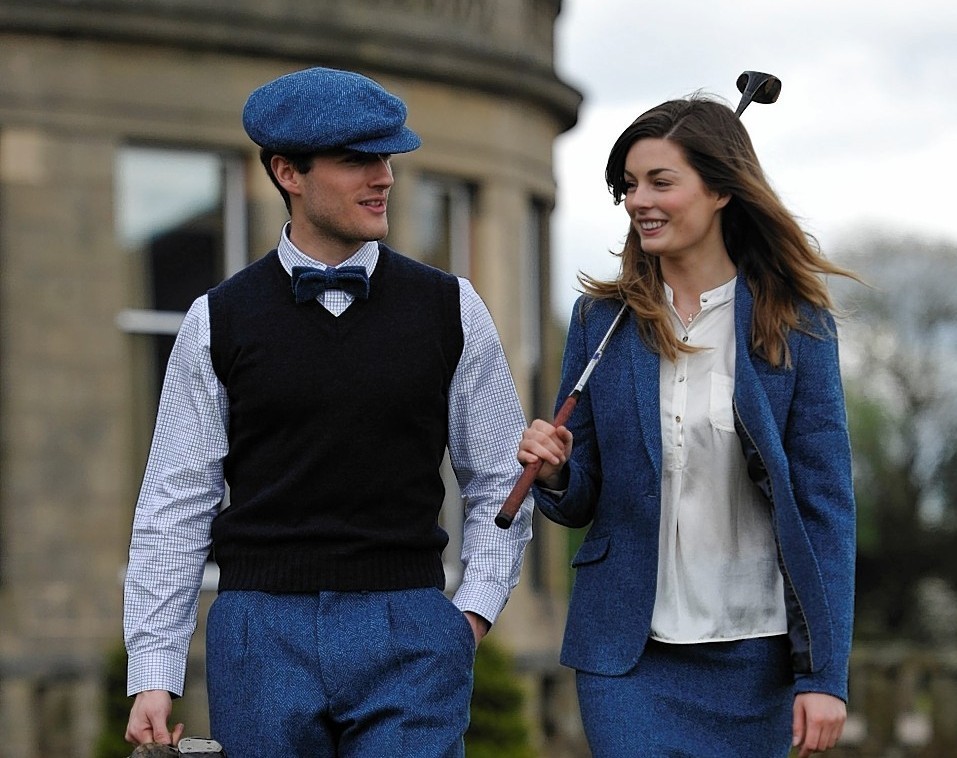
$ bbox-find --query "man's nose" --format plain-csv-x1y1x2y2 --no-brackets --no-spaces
370,156,394,187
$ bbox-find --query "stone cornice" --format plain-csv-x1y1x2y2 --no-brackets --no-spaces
0,0,581,131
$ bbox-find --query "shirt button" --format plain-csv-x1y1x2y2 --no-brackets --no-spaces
682,335,689,342
678,376,686,382
675,415,682,423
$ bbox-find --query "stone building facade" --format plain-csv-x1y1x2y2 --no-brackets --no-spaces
0,0,584,755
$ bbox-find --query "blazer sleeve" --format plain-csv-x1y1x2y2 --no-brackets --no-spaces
532,297,603,528
787,312,857,699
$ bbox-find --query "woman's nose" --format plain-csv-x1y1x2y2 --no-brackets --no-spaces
626,185,651,211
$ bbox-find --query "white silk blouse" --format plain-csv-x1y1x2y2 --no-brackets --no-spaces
650,278,787,643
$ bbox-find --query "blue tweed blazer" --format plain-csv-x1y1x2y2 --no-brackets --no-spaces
534,274,856,700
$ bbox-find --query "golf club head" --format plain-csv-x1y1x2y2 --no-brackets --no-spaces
734,71,782,117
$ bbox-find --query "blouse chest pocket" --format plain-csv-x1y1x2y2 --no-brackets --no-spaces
709,372,736,433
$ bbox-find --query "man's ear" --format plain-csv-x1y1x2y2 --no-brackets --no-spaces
270,155,302,196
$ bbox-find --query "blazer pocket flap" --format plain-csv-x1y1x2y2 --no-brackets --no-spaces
571,535,611,567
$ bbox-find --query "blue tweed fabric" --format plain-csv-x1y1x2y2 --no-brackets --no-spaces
242,66,421,154
533,276,856,700
206,589,474,757
577,637,794,757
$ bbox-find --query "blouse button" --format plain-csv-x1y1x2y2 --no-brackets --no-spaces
681,335,689,342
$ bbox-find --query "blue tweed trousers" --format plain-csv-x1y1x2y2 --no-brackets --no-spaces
206,588,475,757
576,635,794,757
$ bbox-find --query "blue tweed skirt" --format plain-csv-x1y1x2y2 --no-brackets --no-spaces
576,635,794,757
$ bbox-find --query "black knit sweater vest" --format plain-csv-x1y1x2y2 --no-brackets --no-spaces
207,245,464,592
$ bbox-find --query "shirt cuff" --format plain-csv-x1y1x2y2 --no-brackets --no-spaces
126,650,187,698
452,580,510,626
538,485,568,497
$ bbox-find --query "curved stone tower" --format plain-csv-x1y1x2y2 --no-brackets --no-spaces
0,1,585,755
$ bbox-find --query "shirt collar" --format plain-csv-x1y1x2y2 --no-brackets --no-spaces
276,222,380,277
663,274,737,309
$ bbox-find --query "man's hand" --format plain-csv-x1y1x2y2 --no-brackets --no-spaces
125,689,184,746
463,611,490,646
792,692,846,757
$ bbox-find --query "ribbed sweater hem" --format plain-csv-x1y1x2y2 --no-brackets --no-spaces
215,548,446,593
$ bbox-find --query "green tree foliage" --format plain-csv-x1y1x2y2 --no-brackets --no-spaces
834,233,957,641
466,638,536,758
95,643,134,758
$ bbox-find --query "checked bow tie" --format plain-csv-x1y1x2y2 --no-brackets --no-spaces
291,265,370,303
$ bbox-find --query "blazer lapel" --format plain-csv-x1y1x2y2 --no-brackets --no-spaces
625,316,662,481
733,275,765,424
733,275,783,448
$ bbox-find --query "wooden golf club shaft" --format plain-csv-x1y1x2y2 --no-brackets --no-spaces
494,303,629,529
494,392,579,529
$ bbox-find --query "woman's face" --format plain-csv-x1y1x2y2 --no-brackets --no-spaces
622,138,729,261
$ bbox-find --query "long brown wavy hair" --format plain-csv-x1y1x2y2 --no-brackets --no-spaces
581,95,858,368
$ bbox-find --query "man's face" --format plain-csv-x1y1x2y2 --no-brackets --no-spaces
279,150,395,263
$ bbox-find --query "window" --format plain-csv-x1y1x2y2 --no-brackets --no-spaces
410,174,475,590
524,198,550,419
413,174,474,277
524,198,552,591
115,144,247,469
115,146,247,589
115,146,247,416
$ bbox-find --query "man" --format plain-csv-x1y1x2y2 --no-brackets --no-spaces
123,66,533,757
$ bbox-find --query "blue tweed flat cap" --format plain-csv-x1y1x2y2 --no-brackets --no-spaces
242,67,421,154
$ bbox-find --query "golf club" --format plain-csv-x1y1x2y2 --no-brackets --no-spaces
734,70,782,116
494,70,782,530
494,303,629,529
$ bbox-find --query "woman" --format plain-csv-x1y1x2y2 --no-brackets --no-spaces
519,96,856,757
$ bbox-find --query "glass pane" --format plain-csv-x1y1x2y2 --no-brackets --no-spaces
525,198,547,415
525,199,549,591
414,174,473,276
414,175,476,588
115,146,229,414
416,175,453,271
116,147,225,312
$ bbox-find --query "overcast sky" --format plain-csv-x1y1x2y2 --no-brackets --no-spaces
550,0,957,318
